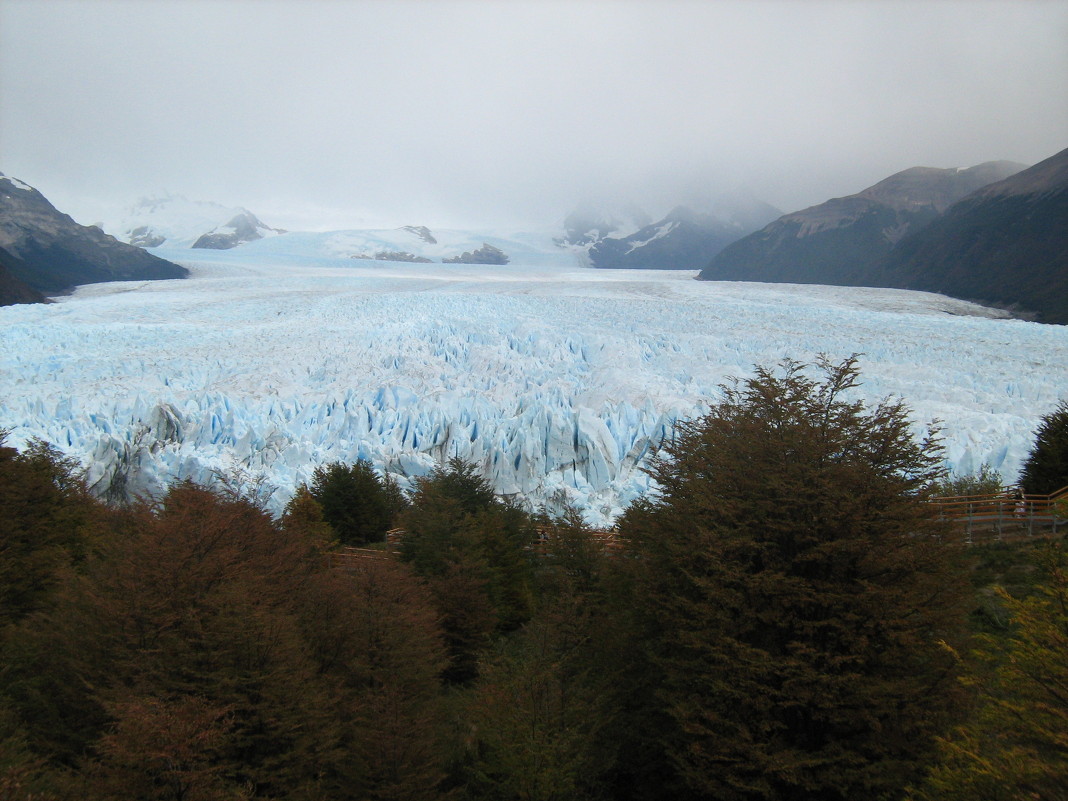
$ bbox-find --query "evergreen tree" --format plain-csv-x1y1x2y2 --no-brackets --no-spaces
464,590,602,801
1019,399,1068,495
398,458,537,682
306,459,398,545
613,356,970,801
931,463,1005,498
298,559,448,801
0,436,102,627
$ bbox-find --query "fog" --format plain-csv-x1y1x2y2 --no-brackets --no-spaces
2,0,1066,231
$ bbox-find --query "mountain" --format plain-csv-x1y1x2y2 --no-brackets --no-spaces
192,209,285,249
585,201,781,270
0,246,46,305
442,243,509,264
103,193,283,249
560,202,652,247
699,161,1025,285
557,197,781,271
252,225,580,267
0,174,187,302
869,147,1068,324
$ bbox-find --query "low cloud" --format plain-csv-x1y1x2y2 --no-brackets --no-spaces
2,0,1065,230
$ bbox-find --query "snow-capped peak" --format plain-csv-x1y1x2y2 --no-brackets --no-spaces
100,194,281,249
0,173,35,193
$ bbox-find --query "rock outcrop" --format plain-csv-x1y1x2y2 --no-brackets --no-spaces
443,243,510,264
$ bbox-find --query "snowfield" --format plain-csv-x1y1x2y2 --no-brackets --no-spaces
2,233,1066,523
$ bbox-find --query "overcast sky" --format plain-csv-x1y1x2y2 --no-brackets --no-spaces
1,0,1066,231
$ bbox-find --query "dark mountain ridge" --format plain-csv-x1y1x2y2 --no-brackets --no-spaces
870,147,1068,324
0,173,187,304
192,209,285,249
699,161,1025,286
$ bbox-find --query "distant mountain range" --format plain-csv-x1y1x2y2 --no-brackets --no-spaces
699,149,1068,323
561,198,782,270
0,174,187,306
5,152,1065,321
101,193,285,249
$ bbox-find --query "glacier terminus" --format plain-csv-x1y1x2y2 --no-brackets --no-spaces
2,231,1066,525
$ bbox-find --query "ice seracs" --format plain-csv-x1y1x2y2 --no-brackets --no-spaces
1,240,1065,526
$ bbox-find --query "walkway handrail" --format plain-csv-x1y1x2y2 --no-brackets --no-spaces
928,483,1068,540
929,484,1068,516
332,487,1068,569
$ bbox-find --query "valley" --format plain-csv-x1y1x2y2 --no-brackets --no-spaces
2,242,1064,523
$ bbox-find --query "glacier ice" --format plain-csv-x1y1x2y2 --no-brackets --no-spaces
2,232,1066,525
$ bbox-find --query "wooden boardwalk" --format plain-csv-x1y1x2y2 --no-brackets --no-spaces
929,484,1068,544
327,486,1067,566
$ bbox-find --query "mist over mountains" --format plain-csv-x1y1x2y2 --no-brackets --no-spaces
560,197,783,270
698,161,1026,286
699,148,1068,323
102,194,285,250
3,145,1066,323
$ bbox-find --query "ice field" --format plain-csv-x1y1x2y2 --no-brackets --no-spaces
2,232,1066,523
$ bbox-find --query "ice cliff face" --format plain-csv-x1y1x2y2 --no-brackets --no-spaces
1,243,1065,525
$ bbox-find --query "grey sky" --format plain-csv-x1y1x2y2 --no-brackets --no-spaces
2,0,1066,231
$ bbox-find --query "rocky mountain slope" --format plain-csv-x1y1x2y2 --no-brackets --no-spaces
0,174,187,303
0,245,46,305
192,209,285,249
870,147,1068,324
699,161,1025,285
587,203,780,270
560,203,652,247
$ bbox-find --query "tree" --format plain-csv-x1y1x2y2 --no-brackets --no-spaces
86,695,235,801
2,483,341,795
463,592,602,801
534,503,607,597
913,543,1068,801
280,484,335,545
330,560,448,801
613,356,970,801
0,436,102,627
1,476,455,799
305,460,400,546
1019,399,1068,495
398,458,538,683
931,463,1005,498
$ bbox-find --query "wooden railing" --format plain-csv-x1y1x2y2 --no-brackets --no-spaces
527,526,625,557
328,487,1067,567
326,545,399,568
929,484,1068,541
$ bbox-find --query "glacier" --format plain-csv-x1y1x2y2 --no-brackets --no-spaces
2,230,1066,524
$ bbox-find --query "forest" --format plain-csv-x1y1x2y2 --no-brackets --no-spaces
2,357,1066,801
